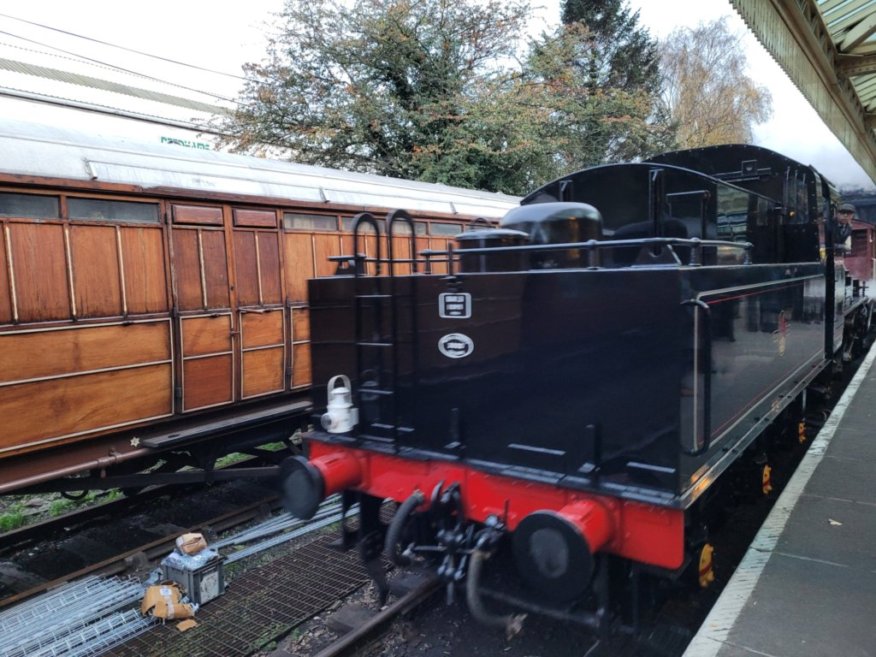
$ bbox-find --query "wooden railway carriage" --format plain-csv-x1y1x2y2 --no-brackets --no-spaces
847,218,876,283
282,144,871,629
0,119,518,495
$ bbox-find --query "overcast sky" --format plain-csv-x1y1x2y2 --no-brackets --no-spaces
1,0,872,189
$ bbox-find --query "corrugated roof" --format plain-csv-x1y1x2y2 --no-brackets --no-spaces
819,0,876,112
732,0,876,184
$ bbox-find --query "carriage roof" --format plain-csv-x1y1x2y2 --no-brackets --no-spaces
0,119,520,219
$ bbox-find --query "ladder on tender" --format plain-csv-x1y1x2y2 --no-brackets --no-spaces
351,210,419,445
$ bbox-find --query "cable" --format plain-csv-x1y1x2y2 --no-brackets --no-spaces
0,11,248,80
0,30,241,105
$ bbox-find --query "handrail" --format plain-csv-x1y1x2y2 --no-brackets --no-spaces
332,235,753,273
682,298,712,456
385,209,418,275
421,236,753,264
352,212,382,277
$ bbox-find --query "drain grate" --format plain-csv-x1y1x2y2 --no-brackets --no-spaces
108,534,372,657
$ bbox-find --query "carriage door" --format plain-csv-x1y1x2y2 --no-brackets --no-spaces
170,204,235,412
230,209,285,400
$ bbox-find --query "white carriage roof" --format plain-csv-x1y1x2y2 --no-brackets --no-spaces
0,119,520,219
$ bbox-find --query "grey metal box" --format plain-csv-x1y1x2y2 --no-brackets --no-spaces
161,552,225,605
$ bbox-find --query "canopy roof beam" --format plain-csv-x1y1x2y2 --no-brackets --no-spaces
732,0,876,184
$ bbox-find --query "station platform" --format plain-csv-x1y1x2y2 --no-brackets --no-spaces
683,343,876,657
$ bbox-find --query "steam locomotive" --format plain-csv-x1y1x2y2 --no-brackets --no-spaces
280,144,871,630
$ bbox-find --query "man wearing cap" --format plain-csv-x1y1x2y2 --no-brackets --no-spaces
836,203,856,253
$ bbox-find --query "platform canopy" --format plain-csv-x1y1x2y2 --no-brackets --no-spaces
731,0,876,184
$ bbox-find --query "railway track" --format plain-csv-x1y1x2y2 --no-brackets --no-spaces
0,479,281,607
0,486,195,554
310,575,442,657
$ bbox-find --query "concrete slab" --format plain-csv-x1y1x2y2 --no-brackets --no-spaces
802,454,876,505
776,494,876,571
389,571,434,597
712,643,771,657
325,602,375,635
723,553,876,657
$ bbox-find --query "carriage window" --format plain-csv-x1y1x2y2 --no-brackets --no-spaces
283,213,338,231
793,171,809,224
716,186,750,241
0,193,60,218
341,216,385,232
430,222,463,235
69,198,159,223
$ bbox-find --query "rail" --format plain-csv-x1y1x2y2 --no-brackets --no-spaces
312,575,442,657
330,236,753,276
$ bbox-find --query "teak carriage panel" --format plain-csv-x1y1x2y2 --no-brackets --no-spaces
241,310,284,349
233,231,260,306
183,355,233,410
173,204,223,226
241,309,285,398
283,233,314,303
340,234,354,262
291,306,310,342
429,237,453,274
313,234,344,278
172,227,230,311
242,347,284,397
180,313,234,411
0,321,171,384
9,222,70,321
234,208,277,228
121,227,168,314
258,232,282,304
389,235,413,275
416,236,430,271
0,227,12,323
359,232,381,276
201,230,230,308
228,227,283,313
172,228,204,310
0,363,172,453
292,343,312,388
70,224,122,318
181,314,233,356
290,304,312,388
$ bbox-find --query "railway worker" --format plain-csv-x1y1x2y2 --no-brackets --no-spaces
836,203,856,253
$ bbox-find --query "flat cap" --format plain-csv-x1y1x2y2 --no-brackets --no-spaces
839,202,857,213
